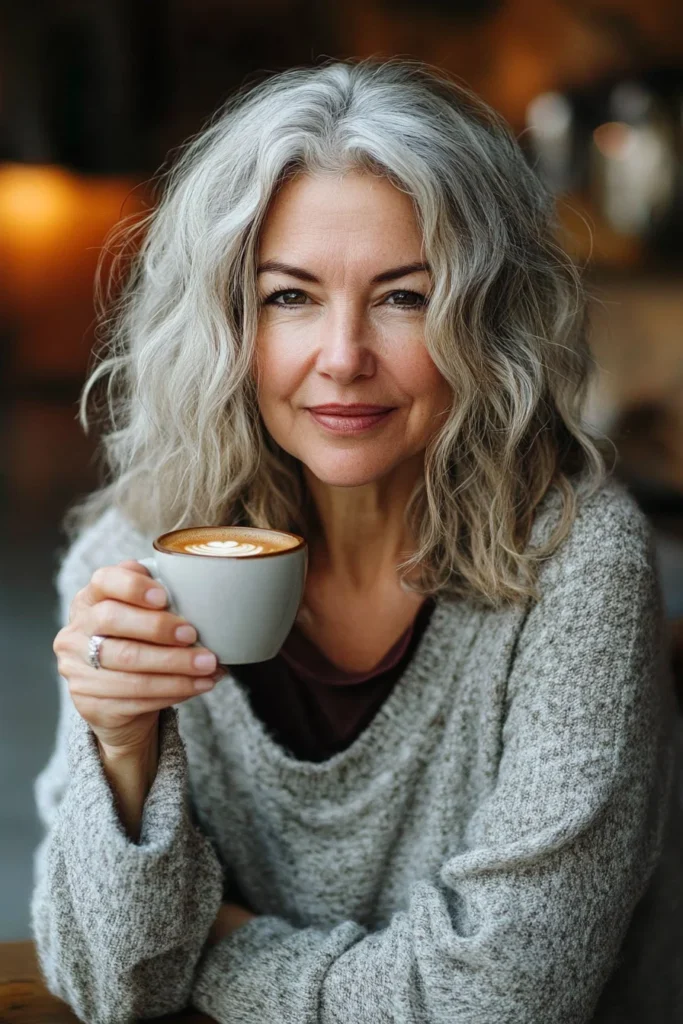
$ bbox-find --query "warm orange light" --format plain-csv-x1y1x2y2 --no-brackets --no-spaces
0,164,80,243
0,162,148,378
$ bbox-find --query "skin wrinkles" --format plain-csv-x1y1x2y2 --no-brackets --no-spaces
254,170,453,597
256,259,431,285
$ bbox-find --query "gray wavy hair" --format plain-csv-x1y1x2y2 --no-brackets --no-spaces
65,56,613,609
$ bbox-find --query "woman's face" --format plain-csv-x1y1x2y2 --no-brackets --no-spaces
254,171,453,487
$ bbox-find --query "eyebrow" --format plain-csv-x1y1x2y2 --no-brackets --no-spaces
256,260,431,284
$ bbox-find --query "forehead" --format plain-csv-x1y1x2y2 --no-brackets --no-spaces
257,171,424,260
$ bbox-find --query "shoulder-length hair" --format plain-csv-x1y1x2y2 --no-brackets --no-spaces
64,56,613,610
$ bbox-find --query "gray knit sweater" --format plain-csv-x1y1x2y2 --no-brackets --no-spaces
31,475,683,1024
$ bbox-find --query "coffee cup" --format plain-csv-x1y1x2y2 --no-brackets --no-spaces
137,525,307,665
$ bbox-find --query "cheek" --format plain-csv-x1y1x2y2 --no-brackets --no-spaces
254,333,298,401
254,351,304,451
405,360,453,440
397,349,451,404
256,327,451,411
257,365,301,413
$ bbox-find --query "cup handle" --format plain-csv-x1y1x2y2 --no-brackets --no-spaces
135,557,213,677
136,556,182,619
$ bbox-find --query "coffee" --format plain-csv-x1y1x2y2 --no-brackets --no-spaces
142,524,307,662
158,526,300,558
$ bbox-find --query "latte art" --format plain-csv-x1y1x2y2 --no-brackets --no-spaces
148,523,307,664
183,539,268,557
158,525,301,557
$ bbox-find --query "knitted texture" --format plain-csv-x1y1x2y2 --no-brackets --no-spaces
30,475,683,1023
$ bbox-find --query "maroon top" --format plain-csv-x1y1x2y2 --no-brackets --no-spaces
229,596,437,762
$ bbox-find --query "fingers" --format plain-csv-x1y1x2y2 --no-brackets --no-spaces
67,666,217,702
87,598,197,647
79,562,170,613
86,635,218,677
57,560,224,743
70,690,211,722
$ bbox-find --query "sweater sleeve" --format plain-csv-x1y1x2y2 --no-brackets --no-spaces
190,546,675,1024
30,512,224,1024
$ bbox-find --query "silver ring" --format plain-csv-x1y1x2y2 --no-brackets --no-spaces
87,634,107,670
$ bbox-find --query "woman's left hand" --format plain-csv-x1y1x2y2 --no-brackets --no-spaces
208,902,259,946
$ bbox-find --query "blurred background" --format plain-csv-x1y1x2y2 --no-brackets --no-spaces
1,0,683,941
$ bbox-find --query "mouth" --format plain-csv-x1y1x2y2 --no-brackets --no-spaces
307,408,396,434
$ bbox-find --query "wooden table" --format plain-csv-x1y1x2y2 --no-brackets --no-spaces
0,942,216,1023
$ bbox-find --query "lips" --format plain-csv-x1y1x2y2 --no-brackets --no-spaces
308,405,395,415
308,408,395,434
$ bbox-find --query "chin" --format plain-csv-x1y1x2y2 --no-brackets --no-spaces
302,457,394,488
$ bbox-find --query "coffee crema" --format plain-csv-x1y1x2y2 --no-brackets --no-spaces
158,526,300,558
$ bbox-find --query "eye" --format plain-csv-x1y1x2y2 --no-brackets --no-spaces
262,288,310,307
261,287,429,310
384,290,428,310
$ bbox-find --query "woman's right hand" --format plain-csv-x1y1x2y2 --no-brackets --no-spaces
53,559,222,757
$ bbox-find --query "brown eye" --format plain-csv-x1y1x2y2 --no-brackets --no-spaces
264,289,309,306
385,290,428,308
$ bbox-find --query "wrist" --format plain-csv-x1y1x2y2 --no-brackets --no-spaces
98,741,149,764
97,724,159,774
96,728,160,843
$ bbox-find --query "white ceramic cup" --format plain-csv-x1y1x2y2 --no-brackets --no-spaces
137,526,308,665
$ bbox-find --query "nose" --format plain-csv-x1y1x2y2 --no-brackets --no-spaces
314,300,375,383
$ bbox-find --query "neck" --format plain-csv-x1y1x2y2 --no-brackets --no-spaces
303,454,424,593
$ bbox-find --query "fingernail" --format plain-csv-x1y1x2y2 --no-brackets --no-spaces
145,588,167,607
175,625,197,643
194,679,215,692
193,652,217,671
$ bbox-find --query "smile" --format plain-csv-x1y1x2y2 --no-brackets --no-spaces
307,409,395,434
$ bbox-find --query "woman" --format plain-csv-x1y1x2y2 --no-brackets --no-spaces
31,58,682,1023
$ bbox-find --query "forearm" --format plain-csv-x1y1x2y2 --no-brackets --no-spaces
33,707,225,1023
97,723,160,843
